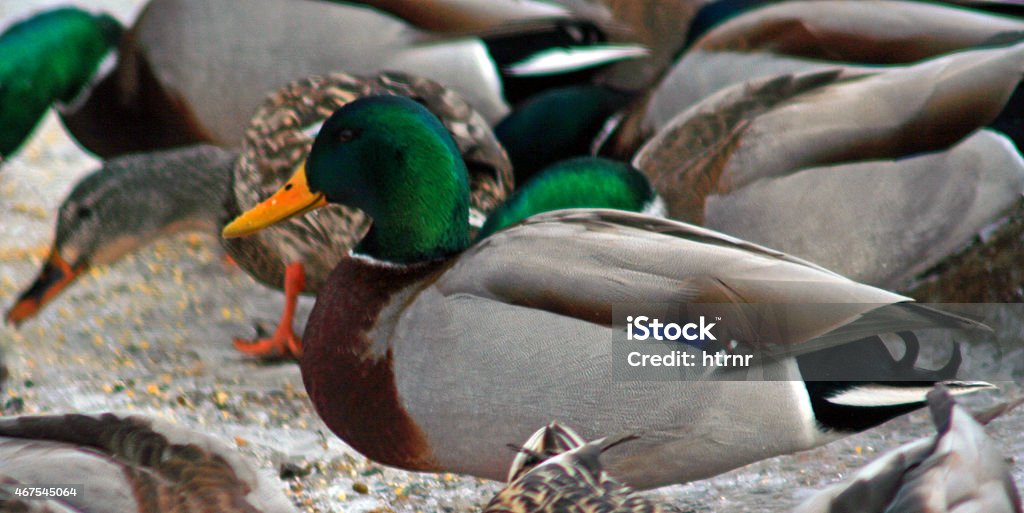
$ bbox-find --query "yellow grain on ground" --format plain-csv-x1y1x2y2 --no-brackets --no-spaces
0,244,49,261
11,203,48,219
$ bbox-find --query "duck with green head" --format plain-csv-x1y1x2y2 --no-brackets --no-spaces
0,7,120,160
7,71,513,361
222,95,992,488
0,0,645,163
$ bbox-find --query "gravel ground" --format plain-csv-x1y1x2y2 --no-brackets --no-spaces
1,3,1022,513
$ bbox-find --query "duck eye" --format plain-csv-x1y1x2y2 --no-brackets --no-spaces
78,207,93,220
336,128,359,143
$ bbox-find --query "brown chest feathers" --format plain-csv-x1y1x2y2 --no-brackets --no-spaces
300,255,447,471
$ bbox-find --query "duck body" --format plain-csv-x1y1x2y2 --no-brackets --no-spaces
7,0,638,161
795,386,1024,513
0,412,297,513
300,208,985,488
488,388,1023,513
632,40,1024,295
60,0,498,156
221,95,993,489
600,0,1024,155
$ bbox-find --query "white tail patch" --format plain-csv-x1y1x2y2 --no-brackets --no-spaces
505,45,649,77
301,120,326,140
468,207,487,229
641,195,667,219
827,382,994,407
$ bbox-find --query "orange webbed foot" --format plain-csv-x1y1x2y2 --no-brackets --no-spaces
233,262,305,360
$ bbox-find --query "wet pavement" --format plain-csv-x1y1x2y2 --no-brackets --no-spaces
1,3,1022,513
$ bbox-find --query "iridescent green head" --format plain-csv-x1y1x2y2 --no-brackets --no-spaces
478,157,661,239
222,96,472,264
495,85,633,183
0,7,123,158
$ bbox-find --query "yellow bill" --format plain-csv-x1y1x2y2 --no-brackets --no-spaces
222,161,328,238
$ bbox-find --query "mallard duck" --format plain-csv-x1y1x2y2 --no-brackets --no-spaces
221,95,993,488
0,0,643,162
630,40,1024,299
795,386,1024,513
0,7,121,160
0,412,298,513
4,144,237,326
597,0,1024,157
6,71,513,360
485,423,679,513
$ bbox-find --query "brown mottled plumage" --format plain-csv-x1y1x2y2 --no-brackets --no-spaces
485,423,678,513
0,413,297,513
223,71,513,292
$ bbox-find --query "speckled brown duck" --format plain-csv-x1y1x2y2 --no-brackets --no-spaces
0,412,298,513
6,71,513,359
485,423,680,513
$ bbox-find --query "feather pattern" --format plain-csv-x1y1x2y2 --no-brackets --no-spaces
795,386,1023,513
224,71,512,291
633,42,1024,291
304,209,984,488
603,0,1024,156
0,413,297,513
485,423,680,513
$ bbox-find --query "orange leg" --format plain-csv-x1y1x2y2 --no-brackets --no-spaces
234,262,304,360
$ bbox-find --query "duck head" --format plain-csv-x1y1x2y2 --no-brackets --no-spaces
223,95,472,264
7,177,119,325
0,7,122,160
7,146,233,325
